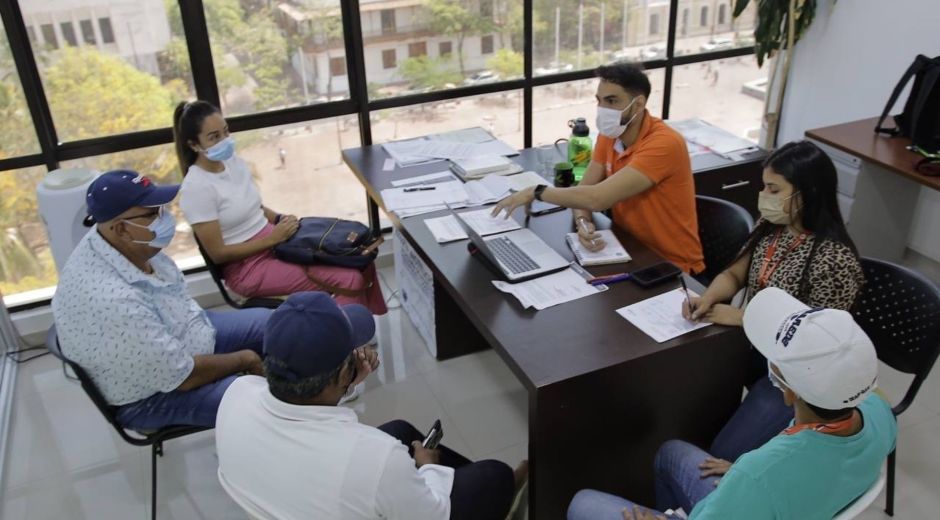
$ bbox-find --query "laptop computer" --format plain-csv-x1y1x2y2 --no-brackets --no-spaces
449,206,568,282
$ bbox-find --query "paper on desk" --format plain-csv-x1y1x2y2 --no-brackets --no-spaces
457,207,521,236
668,119,756,155
464,175,511,206
383,139,442,166
381,180,469,212
390,171,457,187
493,267,607,311
506,171,551,191
425,215,469,243
616,288,712,343
382,158,395,171
427,127,495,144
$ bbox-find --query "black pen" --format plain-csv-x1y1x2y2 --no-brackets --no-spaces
404,186,436,192
679,276,695,317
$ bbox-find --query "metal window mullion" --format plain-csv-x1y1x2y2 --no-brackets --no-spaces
662,0,680,120
178,0,220,107
523,0,533,148
0,0,60,171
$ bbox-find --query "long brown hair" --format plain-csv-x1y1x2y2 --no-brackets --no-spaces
172,100,221,176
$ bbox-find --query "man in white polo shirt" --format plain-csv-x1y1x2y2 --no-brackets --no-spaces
216,291,525,520
52,170,273,431
567,287,897,519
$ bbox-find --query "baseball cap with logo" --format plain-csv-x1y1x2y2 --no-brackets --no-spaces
743,287,878,410
263,292,375,381
86,169,180,224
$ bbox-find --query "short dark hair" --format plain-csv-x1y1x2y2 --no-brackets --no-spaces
596,61,651,99
805,402,855,421
264,355,352,403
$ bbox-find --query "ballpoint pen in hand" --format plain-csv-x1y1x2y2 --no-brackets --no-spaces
577,218,599,248
679,276,696,317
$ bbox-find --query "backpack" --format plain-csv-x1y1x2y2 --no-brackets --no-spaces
875,55,940,154
273,217,379,270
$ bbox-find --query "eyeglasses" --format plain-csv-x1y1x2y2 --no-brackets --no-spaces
767,361,789,392
123,205,164,221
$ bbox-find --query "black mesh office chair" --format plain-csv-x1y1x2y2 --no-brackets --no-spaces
194,235,282,310
851,258,940,516
46,333,209,520
694,195,755,285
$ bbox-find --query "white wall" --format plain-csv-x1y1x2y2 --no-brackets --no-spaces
778,0,940,260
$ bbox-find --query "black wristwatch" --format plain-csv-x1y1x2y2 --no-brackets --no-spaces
533,184,547,201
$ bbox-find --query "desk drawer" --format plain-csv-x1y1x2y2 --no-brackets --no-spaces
694,162,763,217
834,161,860,198
837,193,854,224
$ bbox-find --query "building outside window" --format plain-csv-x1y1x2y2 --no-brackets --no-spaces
481,34,494,55
382,48,396,69
80,19,95,45
60,22,77,47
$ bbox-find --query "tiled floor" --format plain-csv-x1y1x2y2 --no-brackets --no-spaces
2,264,939,519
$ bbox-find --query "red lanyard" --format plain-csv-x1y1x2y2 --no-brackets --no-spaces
783,411,858,436
757,229,809,289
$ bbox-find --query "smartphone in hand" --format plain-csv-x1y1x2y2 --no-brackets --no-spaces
422,419,443,450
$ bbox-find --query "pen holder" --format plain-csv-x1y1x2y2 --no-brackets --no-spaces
554,161,574,188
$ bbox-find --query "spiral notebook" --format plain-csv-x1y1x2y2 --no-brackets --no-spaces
565,230,632,266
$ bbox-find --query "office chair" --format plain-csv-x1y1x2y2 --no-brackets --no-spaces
851,257,940,516
194,235,283,310
833,469,887,520
47,333,210,520
694,195,755,285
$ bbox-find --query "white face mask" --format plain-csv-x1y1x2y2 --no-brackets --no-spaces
596,97,640,138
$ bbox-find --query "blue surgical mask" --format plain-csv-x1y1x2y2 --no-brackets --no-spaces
204,136,235,162
124,208,177,249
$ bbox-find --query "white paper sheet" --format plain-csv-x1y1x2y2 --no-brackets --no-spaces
464,175,511,206
427,127,495,144
425,215,469,243
382,158,395,171
390,171,457,187
505,171,550,191
493,267,607,311
456,208,522,236
382,139,440,166
381,180,469,212
667,119,756,155
615,288,712,343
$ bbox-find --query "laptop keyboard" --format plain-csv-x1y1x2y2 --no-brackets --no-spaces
488,236,540,275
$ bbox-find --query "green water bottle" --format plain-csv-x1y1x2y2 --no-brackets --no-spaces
567,118,593,184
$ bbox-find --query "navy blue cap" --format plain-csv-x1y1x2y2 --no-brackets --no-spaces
86,170,180,223
264,292,376,381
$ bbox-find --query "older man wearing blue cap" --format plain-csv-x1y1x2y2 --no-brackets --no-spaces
216,291,525,520
52,170,273,431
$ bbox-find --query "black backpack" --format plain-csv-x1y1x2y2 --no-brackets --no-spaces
875,54,940,154
273,217,379,270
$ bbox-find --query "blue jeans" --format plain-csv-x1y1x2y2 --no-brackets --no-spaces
567,440,720,520
709,376,794,462
115,308,271,431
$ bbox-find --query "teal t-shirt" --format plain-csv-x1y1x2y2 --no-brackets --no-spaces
690,394,897,520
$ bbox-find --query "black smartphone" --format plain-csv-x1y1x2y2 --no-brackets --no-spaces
529,200,564,217
631,262,682,288
422,419,443,450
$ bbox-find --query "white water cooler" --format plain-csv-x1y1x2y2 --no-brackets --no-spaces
36,168,100,274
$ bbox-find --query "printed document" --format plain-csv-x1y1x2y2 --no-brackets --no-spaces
390,171,457,187
493,267,607,311
505,171,550,191
381,180,469,212
616,288,712,343
456,208,521,236
425,215,469,243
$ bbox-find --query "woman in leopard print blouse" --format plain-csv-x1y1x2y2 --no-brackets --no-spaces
683,140,864,463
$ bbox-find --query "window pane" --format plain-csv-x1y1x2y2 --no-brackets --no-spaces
23,1,195,141
362,0,523,99
0,26,41,158
668,59,767,141
80,19,96,45
59,143,200,265
61,22,77,47
675,1,757,57
40,24,58,49
0,166,58,304
206,0,349,116
371,90,523,149
532,71,665,147
533,0,671,75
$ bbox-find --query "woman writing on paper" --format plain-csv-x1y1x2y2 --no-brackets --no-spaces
684,140,864,462
172,100,386,314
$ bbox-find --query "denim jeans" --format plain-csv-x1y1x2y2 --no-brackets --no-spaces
567,440,720,520
709,376,794,462
115,308,271,430
377,420,516,520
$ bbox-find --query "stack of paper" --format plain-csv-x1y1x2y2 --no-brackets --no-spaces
451,155,517,180
381,180,469,217
616,288,712,343
667,119,756,155
427,127,519,156
382,133,519,168
493,267,608,311
505,171,550,191
456,208,521,236
425,215,469,243
464,175,511,206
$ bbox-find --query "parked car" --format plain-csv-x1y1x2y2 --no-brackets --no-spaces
534,62,574,76
463,70,499,86
741,77,768,101
640,45,666,61
700,38,734,52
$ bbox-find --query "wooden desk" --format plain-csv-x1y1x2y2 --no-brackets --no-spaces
342,145,750,517
807,117,940,261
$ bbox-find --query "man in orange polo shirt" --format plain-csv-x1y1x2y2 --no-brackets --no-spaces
492,62,704,274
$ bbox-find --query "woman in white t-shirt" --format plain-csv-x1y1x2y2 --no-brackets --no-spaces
173,101,387,314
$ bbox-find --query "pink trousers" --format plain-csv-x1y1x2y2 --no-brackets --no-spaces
222,223,387,315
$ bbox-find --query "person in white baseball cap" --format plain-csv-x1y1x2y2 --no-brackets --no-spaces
567,287,897,520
